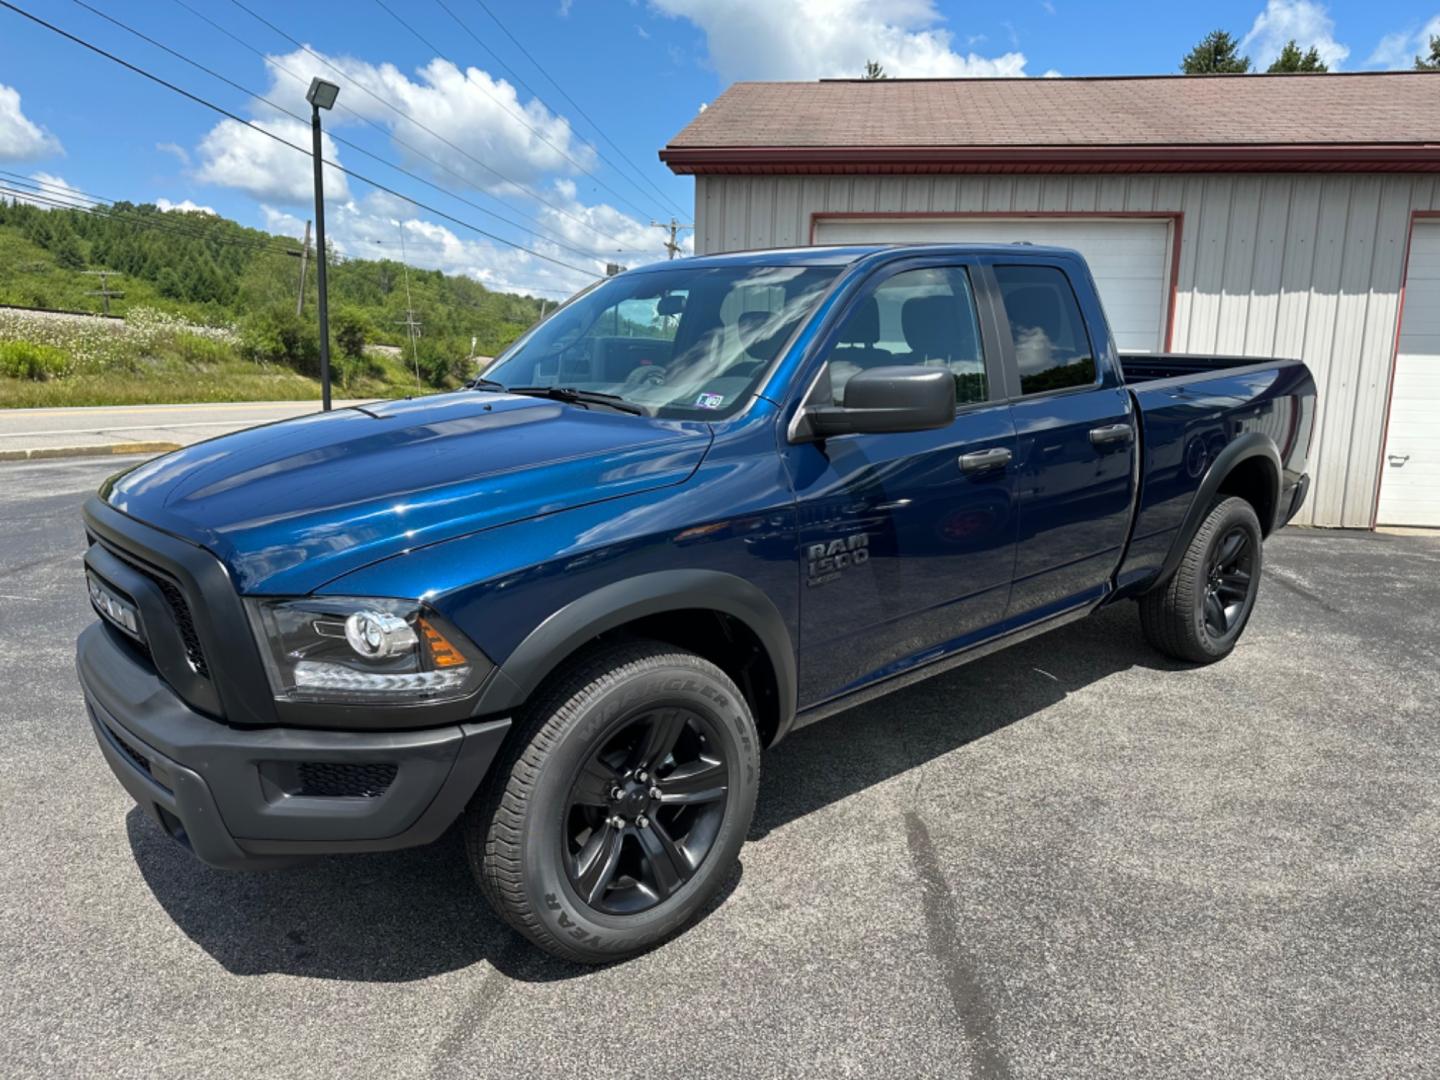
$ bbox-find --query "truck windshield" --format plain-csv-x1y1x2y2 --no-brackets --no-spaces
482,265,840,419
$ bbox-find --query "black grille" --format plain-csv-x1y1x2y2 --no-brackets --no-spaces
108,726,151,776
296,761,398,798
150,575,210,678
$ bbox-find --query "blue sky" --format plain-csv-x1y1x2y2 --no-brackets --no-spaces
1,0,1436,297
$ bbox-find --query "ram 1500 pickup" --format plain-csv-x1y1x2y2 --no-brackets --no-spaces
76,244,1315,961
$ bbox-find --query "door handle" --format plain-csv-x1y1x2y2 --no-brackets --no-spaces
959,447,1013,473
1388,453,1409,467
1089,423,1134,447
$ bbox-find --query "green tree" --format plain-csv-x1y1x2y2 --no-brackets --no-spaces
862,59,888,80
1181,30,1251,73
1417,35,1440,70
1268,40,1327,72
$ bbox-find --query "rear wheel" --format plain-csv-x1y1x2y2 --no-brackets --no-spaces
466,640,760,963
1139,496,1264,663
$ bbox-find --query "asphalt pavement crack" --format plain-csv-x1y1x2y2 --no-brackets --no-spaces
904,811,1012,1080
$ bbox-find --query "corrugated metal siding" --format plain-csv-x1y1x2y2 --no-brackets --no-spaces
695,173,1440,527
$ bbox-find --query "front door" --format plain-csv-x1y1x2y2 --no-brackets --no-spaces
785,262,1019,707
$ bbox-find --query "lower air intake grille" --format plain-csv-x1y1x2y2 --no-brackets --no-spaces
109,726,151,776
296,761,398,798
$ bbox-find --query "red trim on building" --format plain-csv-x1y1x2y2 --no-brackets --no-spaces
807,211,1185,353
1370,209,1440,528
661,144,1440,176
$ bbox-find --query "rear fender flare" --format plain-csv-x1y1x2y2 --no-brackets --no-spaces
1149,432,1281,591
472,570,797,740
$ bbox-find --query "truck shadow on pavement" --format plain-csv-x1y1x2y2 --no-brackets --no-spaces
128,603,1178,984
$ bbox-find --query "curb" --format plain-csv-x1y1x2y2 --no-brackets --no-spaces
0,442,182,463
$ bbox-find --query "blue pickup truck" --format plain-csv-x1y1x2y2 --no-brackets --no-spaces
77,244,1314,961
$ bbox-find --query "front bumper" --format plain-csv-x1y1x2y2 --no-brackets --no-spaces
77,622,510,870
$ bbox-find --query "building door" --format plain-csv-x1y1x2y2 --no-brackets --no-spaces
1377,221,1440,527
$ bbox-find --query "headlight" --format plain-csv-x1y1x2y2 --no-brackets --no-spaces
245,597,487,705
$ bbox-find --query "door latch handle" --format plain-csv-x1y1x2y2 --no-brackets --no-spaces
1089,423,1134,447
959,447,1013,473
1388,453,1410,466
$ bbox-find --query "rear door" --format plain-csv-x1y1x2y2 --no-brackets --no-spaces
986,258,1137,619
786,258,1019,706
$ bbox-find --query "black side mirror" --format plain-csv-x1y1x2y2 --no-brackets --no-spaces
792,366,955,442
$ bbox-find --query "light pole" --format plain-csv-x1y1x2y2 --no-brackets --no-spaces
306,77,340,410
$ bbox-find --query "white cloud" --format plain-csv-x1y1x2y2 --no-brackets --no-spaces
1367,15,1440,69
0,83,61,162
257,49,593,194
155,141,190,167
258,186,674,299
649,0,1027,80
1240,0,1350,70
195,116,349,204
156,197,216,215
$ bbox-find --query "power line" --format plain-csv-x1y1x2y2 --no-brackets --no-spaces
0,178,577,301
434,0,688,219
0,1,601,280
166,0,636,261
0,173,301,255
69,0,623,266
369,0,661,223
222,0,639,254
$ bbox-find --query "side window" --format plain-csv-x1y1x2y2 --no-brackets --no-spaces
829,266,987,406
993,265,1096,395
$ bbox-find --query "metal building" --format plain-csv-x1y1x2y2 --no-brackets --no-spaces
660,74,1440,529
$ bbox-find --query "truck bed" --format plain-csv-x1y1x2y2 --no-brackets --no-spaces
1118,353,1298,384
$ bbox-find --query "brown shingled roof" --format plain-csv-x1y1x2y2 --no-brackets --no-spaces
660,74,1440,175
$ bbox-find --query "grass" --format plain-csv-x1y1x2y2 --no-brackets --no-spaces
0,304,432,408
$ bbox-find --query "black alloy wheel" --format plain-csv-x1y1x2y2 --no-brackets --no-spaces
563,707,730,915
1138,495,1265,664
1202,525,1256,638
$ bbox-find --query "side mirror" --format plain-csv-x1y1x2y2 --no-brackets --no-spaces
792,365,955,442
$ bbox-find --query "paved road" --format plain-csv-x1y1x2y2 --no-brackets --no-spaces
3,457,1438,1079
0,399,372,455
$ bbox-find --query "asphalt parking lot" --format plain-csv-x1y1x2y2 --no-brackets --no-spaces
2,455,1438,1079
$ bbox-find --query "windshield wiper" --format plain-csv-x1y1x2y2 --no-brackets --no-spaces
466,376,507,391
505,386,645,416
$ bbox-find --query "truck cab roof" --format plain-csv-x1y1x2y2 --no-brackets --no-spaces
626,242,1084,274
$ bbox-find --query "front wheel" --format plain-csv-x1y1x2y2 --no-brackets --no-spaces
466,640,760,963
1139,496,1264,664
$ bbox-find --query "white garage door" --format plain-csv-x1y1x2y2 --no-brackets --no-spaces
1377,223,1440,528
812,216,1172,353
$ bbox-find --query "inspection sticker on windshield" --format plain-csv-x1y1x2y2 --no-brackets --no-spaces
694,392,725,410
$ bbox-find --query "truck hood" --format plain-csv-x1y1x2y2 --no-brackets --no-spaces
104,392,712,594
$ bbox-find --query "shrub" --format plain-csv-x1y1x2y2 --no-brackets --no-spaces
239,305,322,375
332,307,371,360
0,340,69,380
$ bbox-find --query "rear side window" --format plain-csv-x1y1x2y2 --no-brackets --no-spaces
828,266,987,406
994,265,1096,395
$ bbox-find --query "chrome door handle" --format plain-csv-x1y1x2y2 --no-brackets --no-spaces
1388,453,1409,466
1089,423,1134,447
959,447,1013,473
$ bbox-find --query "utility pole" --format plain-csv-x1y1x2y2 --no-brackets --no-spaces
650,218,692,259
82,270,123,316
396,221,422,391
294,220,311,316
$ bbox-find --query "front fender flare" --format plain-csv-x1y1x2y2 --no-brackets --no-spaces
1149,432,1281,591
471,569,797,740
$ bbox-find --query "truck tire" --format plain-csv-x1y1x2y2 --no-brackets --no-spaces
1139,496,1264,664
465,640,760,963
